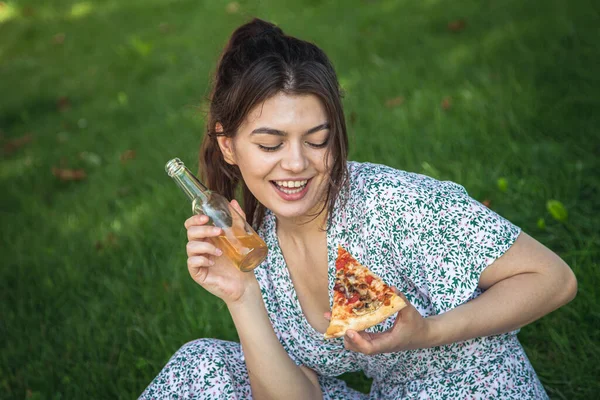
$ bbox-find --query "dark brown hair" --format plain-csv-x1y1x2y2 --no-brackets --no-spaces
200,18,348,229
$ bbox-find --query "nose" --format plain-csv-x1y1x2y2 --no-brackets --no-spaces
280,142,309,173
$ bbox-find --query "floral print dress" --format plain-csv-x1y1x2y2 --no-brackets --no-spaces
140,161,548,399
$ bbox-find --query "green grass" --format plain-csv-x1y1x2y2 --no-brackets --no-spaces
1,0,598,398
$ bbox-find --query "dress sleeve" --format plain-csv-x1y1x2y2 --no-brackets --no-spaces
416,180,521,314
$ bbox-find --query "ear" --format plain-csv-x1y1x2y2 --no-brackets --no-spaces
215,123,236,165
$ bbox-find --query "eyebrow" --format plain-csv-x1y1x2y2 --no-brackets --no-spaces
250,123,330,136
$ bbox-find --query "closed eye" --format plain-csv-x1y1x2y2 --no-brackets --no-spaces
307,138,329,149
258,143,282,152
258,139,329,152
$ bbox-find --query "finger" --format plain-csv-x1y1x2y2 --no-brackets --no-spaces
345,327,401,355
390,287,413,317
392,287,408,302
230,199,246,219
184,214,210,229
187,225,222,241
186,241,223,257
323,311,332,321
187,255,215,269
189,265,209,284
343,330,377,355
228,200,247,233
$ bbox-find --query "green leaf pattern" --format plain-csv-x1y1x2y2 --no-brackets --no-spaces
140,162,548,399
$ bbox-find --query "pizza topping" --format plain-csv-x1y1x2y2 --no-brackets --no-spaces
335,246,354,271
348,294,360,304
331,247,398,316
352,299,382,315
346,274,357,285
357,283,370,296
333,272,384,314
333,283,345,293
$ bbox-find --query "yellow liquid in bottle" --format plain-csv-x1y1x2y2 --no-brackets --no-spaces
212,226,268,272
191,197,268,271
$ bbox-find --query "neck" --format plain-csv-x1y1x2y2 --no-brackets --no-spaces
275,205,328,243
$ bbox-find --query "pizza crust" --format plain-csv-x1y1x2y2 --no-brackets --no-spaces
324,294,406,339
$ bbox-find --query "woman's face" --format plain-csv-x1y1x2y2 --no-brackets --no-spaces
217,92,333,221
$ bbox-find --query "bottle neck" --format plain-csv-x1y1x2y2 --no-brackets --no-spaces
170,165,210,202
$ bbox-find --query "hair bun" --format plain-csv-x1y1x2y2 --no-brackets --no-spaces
228,18,284,48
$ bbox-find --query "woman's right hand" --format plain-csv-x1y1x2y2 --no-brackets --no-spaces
184,199,258,305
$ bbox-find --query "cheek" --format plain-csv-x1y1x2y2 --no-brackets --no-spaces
315,151,333,172
236,151,275,180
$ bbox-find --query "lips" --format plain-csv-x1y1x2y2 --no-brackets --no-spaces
276,185,305,194
272,180,308,194
270,178,312,200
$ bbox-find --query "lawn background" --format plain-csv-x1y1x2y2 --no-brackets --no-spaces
1,0,599,399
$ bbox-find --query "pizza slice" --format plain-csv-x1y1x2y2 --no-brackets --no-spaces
324,245,407,339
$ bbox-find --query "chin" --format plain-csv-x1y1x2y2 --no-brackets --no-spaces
272,206,311,219
274,201,327,220
254,180,329,220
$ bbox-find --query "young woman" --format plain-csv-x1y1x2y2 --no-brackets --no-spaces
140,18,577,399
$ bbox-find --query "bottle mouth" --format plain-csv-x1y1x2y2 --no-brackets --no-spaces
165,158,184,177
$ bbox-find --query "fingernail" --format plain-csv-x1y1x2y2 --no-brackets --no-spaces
213,227,221,234
209,259,215,265
347,331,354,339
215,249,223,256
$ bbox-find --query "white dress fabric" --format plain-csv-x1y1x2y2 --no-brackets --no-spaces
140,161,548,399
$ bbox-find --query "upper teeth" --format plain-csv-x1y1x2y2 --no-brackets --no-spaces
275,180,307,188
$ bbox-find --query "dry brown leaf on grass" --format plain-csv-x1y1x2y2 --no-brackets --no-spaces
3,133,34,154
52,33,66,45
159,23,171,33
120,149,136,163
57,96,71,112
95,232,119,251
482,199,491,208
350,111,357,126
447,19,467,33
22,6,35,17
385,96,405,108
52,167,87,181
441,96,452,110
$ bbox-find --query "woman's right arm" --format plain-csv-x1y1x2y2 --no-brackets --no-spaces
184,201,322,399
227,282,323,399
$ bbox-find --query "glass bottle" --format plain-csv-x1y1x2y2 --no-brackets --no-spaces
165,158,268,272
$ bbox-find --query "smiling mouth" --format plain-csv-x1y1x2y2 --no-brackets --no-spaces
270,178,311,194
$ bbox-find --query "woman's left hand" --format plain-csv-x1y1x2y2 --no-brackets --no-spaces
327,291,434,355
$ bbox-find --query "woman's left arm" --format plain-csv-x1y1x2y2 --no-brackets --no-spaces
343,232,578,354
426,231,577,347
